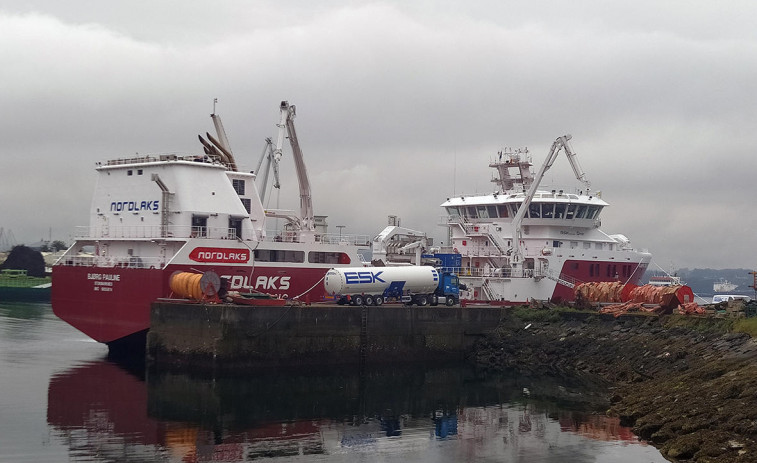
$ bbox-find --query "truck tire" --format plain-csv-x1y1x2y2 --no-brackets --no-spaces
374,296,384,306
430,295,439,306
446,296,456,306
364,295,374,306
417,295,428,306
353,294,364,306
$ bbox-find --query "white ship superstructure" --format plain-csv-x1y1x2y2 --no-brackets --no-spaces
52,102,369,347
438,136,651,303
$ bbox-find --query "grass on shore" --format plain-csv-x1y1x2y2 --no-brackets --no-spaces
733,317,757,337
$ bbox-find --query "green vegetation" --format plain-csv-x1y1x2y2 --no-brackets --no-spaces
510,305,594,323
732,317,757,337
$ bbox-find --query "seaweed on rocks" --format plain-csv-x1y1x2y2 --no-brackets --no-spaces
471,309,757,462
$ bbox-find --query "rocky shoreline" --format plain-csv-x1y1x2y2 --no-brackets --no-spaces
472,309,757,462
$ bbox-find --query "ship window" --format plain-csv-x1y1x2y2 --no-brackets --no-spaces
191,215,207,237
232,179,245,195
240,198,251,213
542,203,554,218
575,205,587,219
583,242,591,249
595,242,603,250
228,217,243,239
446,207,460,218
589,263,600,277
553,241,562,248
477,206,489,218
554,203,566,219
509,204,519,216
565,204,576,219
528,203,540,218
467,206,477,218
309,251,351,264
587,206,601,219
254,249,305,263
487,206,498,218
498,205,508,218
570,241,578,249
137,169,143,175
127,170,133,176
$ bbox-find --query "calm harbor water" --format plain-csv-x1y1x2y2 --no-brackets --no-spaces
0,301,668,462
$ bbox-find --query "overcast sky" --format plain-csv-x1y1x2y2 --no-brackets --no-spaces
1,1,755,270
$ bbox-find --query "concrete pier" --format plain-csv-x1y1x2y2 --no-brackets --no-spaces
146,302,505,371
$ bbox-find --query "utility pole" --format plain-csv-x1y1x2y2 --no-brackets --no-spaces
749,271,757,300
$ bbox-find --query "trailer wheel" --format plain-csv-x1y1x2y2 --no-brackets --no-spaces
353,295,364,306
364,295,374,306
446,296,456,306
374,296,383,306
417,295,428,306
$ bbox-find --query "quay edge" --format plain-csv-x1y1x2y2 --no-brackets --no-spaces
146,302,507,372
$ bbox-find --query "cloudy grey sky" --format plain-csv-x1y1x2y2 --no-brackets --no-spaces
1,1,755,270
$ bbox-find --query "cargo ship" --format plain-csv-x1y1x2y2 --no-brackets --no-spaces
52,102,370,350
371,136,651,304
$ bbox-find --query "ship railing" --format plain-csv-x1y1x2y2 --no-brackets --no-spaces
261,231,371,247
75,225,241,240
57,254,166,269
440,265,544,279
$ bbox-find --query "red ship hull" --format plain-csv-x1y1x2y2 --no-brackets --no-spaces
52,264,332,344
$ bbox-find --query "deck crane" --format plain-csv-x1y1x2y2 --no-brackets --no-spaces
271,101,316,238
254,137,281,203
509,134,591,276
197,112,239,171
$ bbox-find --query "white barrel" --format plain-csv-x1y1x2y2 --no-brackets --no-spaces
324,266,440,296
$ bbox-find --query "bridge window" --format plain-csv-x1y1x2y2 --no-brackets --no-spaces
575,205,587,219
446,207,461,219
565,204,576,219
528,203,540,218
487,205,499,218
498,205,509,218
542,203,554,218
466,206,478,219
477,206,489,218
586,206,602,219
554,203,566,219
509,203,520,216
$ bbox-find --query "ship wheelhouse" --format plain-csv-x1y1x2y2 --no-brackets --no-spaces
437,141,651,303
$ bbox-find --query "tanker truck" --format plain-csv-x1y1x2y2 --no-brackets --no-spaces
324,266,461,306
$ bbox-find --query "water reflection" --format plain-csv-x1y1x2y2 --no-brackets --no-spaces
47,361,665,462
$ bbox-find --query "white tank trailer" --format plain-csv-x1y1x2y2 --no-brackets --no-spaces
324,266,461,306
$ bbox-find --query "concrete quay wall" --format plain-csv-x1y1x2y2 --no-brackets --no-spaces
146,302,506,371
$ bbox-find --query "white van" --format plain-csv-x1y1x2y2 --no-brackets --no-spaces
712,294,752,304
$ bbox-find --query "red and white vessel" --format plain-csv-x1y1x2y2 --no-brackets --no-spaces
437,135,651,303
52,102,369,349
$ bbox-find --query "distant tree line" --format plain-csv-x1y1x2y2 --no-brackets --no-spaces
39,240,67,252
0,245,46,277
